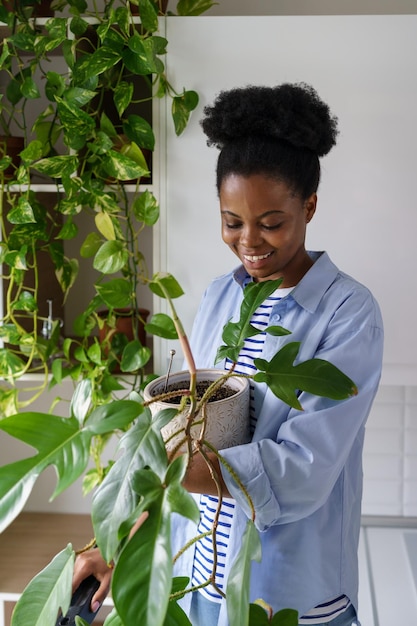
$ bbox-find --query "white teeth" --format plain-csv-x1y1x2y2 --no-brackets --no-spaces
244,253,271,262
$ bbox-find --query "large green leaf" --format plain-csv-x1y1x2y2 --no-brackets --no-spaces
93,240,129,274
92,408,171,561
95,278,133,309
11,545,75,626
254,342,358,410
227,520,261,626
132,189,159,225
111,457,199,626
0,401,142,532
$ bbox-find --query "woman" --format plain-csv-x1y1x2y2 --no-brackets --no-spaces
74,83,383,626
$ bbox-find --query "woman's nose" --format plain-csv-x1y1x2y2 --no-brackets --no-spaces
240,225,262,247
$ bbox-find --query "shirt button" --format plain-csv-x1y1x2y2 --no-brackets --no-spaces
271,314,281,322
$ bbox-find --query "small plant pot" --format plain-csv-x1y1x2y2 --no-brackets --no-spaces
98,307,150,347
143,369,250,452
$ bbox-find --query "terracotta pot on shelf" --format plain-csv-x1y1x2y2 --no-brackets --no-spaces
143,369,250,452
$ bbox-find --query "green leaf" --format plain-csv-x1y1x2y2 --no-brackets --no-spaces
216,279,284,364
122,36,160,75
93,240,129,274
45,71,66,101
123,114,155,151
55,257,79,296
149,273,185,300
133,190,159,226
57,218,78,241
254,342,358,410
112,458,198,626
11,545,75,626
96,278,133,309
92,409,168,561
114,81,134,117
20,76,41,99
271,608,299,625
8,197,36,224
70,378,92,424
95,211,116,241
13,290,37,312
103,150,149,181
0,402,142,532
0,348,26,379
176,0,217,16
81,232,102,258
144,313,178,339
226,520,261,626
120,341,151,372
74,46,122,83
20,140,43,162
33,155,78,178
172,90,199,136
138,0,159,33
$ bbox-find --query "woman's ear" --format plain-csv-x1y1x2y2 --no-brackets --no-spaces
304,193,317,223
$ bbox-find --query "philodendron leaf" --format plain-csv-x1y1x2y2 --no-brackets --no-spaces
112,457,199,626
254,342,358,410
0,401,142,533
216,279,285,364
227,520,261,626
11,544,75,626
92,407,173,561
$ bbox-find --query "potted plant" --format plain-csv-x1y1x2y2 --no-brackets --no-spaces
0,0,214,421
0,271,357,626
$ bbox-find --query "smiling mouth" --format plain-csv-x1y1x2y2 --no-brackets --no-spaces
243,252,273,262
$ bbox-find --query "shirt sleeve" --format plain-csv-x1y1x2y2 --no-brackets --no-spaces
219,289,384,532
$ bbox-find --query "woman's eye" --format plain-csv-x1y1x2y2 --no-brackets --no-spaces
262,223,282,231
225,223,241,229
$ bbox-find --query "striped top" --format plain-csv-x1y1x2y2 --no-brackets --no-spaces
191,288,351,622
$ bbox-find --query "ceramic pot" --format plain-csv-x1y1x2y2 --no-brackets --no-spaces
143,369,250,451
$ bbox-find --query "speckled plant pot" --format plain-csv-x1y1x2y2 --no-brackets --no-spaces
143,369,250,452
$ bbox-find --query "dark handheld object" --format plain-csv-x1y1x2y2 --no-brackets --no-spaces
56,575,101,625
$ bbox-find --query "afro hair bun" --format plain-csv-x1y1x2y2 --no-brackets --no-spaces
200,82,338,157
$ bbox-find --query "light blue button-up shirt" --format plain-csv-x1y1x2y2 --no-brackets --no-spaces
172,251,383,624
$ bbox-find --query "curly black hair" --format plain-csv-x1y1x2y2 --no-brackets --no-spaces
200,82,338,199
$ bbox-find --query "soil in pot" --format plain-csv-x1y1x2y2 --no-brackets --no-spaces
154,380,237,404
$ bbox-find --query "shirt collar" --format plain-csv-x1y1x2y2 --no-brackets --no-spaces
232,251,339,314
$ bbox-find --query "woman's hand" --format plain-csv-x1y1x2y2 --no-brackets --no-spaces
72,547,112,612
71,512,149,612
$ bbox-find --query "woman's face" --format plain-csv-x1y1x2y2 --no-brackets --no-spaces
219,173,317,286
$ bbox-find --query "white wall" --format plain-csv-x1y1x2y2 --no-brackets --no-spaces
206,0,417,15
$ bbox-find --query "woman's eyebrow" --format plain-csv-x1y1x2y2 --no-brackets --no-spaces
220,209,285,217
